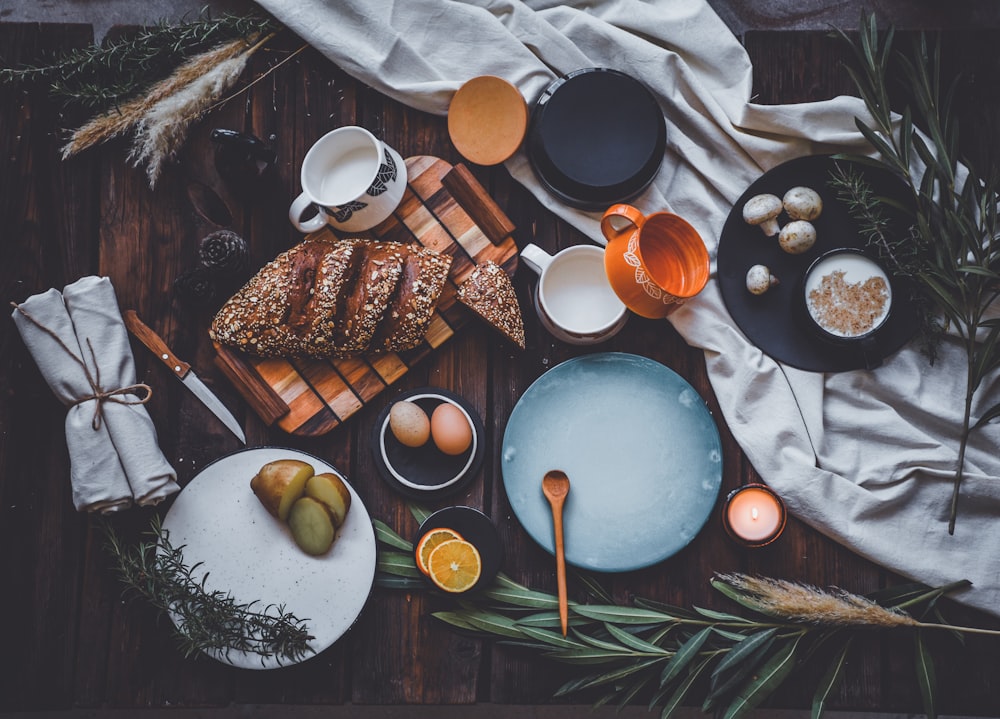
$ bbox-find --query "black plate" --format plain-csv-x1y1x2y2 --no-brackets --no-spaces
371,388,486,500
527,68,666,210
414,506,503,592
717,155,919,372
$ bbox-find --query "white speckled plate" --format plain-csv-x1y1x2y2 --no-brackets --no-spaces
501,353,722,572
161,447,376,669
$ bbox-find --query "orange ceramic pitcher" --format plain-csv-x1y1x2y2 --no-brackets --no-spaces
600,204,710,319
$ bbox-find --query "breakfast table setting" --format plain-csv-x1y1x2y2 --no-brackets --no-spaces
3,0,1000,716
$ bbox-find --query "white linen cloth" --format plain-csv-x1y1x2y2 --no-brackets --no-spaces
11,276,179,512
255,0,1000,616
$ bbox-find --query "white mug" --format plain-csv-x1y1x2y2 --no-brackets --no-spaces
520,244,628,345
288,126,406,234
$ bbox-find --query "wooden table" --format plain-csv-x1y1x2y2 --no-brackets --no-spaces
2,21,999,716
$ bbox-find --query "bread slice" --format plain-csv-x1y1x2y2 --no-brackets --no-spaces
457,261,525,349
329,241,406,357
372,245,453,353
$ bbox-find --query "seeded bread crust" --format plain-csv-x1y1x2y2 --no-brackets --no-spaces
330,241,406,357
372,246,453,353
209,237,451,358
456,261,525,349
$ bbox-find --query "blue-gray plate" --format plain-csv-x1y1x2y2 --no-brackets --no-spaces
501,353,722,572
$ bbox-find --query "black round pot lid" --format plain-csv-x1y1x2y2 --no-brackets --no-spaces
527,68,666,210
717,155,920,372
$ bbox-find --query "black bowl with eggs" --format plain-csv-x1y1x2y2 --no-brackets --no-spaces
371,387,486,499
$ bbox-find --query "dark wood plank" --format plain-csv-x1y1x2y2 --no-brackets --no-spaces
0,21,100,712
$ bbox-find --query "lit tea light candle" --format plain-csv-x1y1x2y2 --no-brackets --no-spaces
723,484,786,547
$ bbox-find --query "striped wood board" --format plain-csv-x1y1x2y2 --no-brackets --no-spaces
213,156,519,436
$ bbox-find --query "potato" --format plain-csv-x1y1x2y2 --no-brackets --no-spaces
250,459,314,521
305,472,352,527
287,496,336,555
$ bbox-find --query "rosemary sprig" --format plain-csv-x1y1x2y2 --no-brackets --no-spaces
826,161,943,360
0,11,275,111
374,514,997,719
834,15,1000,533
101,516,314,666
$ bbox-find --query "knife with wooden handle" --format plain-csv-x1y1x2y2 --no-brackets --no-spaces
123,310,246,444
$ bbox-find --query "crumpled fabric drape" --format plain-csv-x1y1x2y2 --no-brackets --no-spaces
254,0,1000,616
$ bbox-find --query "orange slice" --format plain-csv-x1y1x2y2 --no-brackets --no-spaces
415,528,464,576
426,538,482,593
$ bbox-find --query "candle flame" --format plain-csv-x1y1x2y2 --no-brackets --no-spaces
751,507,759,520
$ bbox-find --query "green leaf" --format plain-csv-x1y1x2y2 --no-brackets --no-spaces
545,647,642,664
712,627,753,642
373,574,425,590
517,624,587,650
376,551,422,577
658,656,712,719
973,400,1000,430
914,631,938,719
605,623,671,654
660,626,712,686
811,637,854,719
634,596,700,620
722,634,803,719
575,572,615,603
372,519,412,551
574,629,635,652
574,604,675,625
712,628,778,680
617,671,655,710
711,576,767,614
481,584,559,609
433,610,484,633
461,611,528,639
407,502,432,525
515,611,567,629
694,606,754,623
705,633,779,711
553,658,664,695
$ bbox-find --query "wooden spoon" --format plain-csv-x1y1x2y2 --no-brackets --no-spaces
542,469,571,636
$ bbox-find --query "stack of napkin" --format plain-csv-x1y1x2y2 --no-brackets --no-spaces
11,276,178,512
253,0,1000,618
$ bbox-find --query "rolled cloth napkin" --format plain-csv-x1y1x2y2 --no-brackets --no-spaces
11,276,179,512
256,0,1000,616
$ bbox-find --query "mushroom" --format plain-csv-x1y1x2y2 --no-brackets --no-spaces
782,186,823,221
742,194,783,236
778,220,817,255
746,264,779,295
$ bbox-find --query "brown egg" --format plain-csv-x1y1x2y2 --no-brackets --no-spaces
430,402,473,456
388,401,431,447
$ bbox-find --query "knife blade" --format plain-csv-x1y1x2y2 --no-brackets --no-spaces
123,310,246,444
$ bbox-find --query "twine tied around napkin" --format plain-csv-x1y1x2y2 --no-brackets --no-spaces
11,301,153,431
11,276,179,513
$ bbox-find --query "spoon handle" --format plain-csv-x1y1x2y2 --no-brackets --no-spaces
551,498,568,636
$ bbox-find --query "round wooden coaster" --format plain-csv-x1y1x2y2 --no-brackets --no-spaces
448,75,528,166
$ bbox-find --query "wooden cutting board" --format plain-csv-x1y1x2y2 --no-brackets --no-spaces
213,156,519,436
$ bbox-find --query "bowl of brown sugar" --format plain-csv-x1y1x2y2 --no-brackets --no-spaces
801,248,893,348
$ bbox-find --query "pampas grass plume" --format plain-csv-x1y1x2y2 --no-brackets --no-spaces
716,573,919,627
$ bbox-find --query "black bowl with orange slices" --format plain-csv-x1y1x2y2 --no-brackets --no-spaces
413,506,503,593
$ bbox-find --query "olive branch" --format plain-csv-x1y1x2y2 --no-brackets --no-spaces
373,511,997,719
832,14,1000,534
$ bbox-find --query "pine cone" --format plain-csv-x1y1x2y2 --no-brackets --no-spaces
198,230,249,276
173,267,217,306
